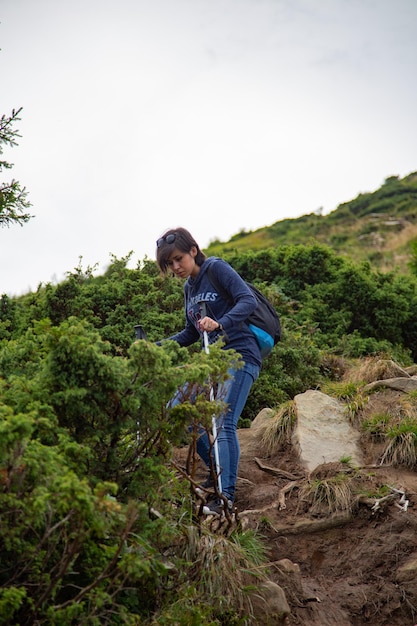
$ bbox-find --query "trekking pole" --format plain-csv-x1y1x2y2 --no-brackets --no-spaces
133,323,147,444
202,328,223,495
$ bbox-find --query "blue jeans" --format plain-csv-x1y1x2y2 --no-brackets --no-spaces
195,362,260,502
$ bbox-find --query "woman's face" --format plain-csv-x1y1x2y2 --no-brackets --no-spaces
166,246,199,279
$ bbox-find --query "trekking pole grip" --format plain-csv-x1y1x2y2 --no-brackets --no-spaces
134,324,147,340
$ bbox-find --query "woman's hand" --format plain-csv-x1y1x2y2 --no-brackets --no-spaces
199,316,221,333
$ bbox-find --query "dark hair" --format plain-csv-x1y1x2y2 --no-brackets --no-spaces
156,227,207,273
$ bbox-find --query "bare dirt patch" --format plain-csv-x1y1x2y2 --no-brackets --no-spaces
236,448,417,625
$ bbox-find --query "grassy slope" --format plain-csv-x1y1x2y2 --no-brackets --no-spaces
206,171,417,273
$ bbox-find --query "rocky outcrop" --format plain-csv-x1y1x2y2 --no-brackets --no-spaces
292,390,363,472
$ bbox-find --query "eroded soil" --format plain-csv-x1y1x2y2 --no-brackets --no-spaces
235,443,417,626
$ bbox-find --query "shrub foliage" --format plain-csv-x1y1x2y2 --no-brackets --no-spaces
1,244,417,622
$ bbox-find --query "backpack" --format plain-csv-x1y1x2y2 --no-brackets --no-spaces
207,265,281,358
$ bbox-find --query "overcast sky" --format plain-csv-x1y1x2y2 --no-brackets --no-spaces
1,0,416,296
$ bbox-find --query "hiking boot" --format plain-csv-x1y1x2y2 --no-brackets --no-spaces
195,475,215,498
202,497,233,517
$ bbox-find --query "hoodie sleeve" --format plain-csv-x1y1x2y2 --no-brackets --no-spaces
164,322,200,347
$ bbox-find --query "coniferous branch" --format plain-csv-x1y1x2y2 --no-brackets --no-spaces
0,108,33,227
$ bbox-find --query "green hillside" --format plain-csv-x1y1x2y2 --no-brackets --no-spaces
206,171,417,273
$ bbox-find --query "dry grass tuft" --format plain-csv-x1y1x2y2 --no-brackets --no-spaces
380,426,417,468
261,401,296,455
345,356,409,385
178,524,269,618
298,468,355,515
299,474,355,515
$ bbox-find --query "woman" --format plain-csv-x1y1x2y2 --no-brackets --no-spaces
156,227,262,516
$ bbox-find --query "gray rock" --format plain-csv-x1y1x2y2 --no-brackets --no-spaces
293,390,363,472
365,377,417,393
249,580,291,625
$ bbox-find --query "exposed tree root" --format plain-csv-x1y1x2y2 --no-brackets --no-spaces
254,457,305,480
358,485,409,512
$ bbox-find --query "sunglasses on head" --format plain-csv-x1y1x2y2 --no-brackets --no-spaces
156,233,177,248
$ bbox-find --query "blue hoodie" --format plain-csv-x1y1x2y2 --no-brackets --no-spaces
166,256,262,367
